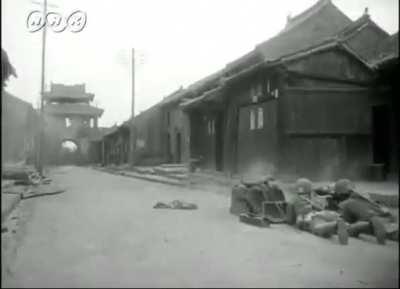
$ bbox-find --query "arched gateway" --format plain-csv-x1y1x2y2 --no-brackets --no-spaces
43,83,104,165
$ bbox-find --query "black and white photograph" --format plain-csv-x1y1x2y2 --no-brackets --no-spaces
1,0,398,287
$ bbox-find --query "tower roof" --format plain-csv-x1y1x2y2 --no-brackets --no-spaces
44,103,103,117
44,83,95,102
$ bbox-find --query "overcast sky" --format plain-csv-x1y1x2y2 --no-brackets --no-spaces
2,0,398,127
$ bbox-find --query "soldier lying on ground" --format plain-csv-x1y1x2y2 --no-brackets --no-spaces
290,178,399,245
290,178,349,245
333,179,398,245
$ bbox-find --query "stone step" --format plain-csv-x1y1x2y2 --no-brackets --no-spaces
93,167,186,187
153,166,188,175
167,174,189,181
120,171,185,187
189,171,238,187
131,167,156,174
160,163,187,168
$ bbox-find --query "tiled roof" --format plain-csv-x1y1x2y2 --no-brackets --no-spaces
186,69,224,93
102,125,119,136
284,0,332,32
160,87,186,105
180,86,223,109
44,103,104,116
336,14,390,64
372,32,399,66
224,0,353,77
138,1,359,113
255,0,352,62
159,69,225,106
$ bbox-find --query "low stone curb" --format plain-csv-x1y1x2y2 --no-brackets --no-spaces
1,194,21,225
21,186,66,200
92,167,186,187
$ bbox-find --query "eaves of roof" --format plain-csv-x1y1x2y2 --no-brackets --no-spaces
180,86,223,109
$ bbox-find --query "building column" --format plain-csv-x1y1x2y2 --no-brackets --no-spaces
94,117,98,129
102,139,106,165
182,110,191,164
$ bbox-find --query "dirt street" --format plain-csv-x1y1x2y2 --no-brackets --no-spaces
2,166,398,288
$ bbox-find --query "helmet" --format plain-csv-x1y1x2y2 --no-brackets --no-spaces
295,178,313,194
334,179,355,195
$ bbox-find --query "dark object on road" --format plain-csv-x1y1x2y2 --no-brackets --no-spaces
1,227,8,233
230,176,289,223
230,176,282,214
239,213,270,228
153,200,198,210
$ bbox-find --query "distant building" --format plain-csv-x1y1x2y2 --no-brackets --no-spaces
102,122,131,166
2,48,37,165
43,83,104,164
2,91,38,164
1,48,17,89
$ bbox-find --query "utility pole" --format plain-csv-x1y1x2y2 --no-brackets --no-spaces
131,48,135,119
36,0,47,176
129,48,135,165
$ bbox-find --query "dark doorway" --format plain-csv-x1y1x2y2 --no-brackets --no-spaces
176,132,181,163
167,133,171,162
215,114,224,171
237,101,277,176
372,105,390,174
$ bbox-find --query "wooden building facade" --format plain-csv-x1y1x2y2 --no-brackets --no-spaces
181,0,398,180
99,0,398,181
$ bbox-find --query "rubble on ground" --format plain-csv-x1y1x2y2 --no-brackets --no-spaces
2,165,53,186
1,164,66,223
153,200,198,210
21,185,65,200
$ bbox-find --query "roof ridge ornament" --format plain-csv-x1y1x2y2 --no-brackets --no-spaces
363,7,370,17
286,13,292,23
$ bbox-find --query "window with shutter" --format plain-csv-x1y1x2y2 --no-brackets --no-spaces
65,117,71,128
250,109,256,130
257,107,264,129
